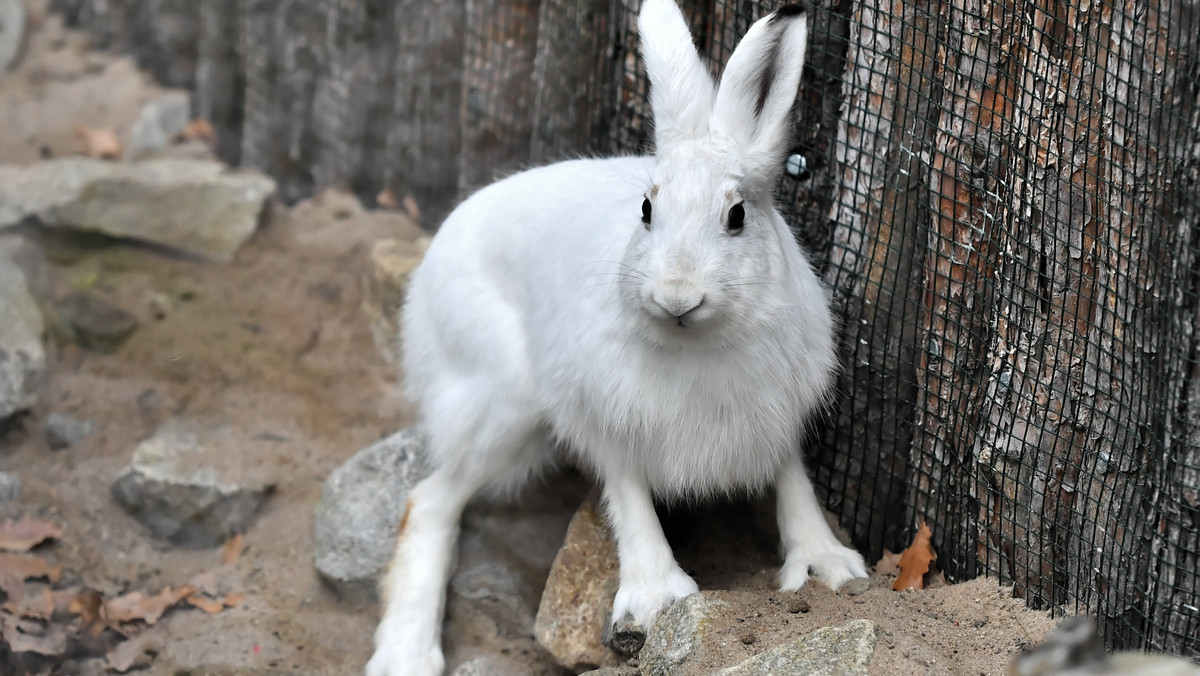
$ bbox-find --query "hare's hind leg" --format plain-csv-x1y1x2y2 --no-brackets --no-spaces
775,453,867,592
366,411,547,676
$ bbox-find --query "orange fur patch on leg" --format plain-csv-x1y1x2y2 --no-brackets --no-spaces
397,499,412,538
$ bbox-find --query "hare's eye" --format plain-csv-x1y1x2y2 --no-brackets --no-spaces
641,198,652,228
727,203,746,235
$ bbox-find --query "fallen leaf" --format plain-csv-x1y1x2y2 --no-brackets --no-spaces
70,588,104,633
875,549,902,577
179,117,215,142
893,520,937,591
0,518,64,552
3,584,55,620
223,592,245,608
377,188,400,210
0,553,62,582
188,571,219,596
0,614,69,656
75,125,122,159
184,595,224,614
221,534,245,565
401,194,421,222
104,626,165,673
101,585,196,626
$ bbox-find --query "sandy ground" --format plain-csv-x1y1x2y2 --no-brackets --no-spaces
0,5,1060,675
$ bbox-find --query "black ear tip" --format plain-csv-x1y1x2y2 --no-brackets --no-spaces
771,4,808,22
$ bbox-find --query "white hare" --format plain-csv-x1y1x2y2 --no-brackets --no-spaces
367,1,867,674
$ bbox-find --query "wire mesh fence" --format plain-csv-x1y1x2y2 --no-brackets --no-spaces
52,0,1200,658
605,0,1200,658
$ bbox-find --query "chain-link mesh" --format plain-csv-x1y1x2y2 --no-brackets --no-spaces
50,0,1200,658
605,0,1200,658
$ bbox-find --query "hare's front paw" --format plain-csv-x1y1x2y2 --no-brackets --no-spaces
366,628,444,676
611,566,699,630
778,543,868,592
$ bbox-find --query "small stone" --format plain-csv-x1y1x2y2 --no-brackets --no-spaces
0,0,24,72
718,619,877,676
111,419,276,548
787,597,810,614
44,413,95,450
0,251,46,419
0,472,20,505
739,631,756,645
840,577,870,596
638,594,726,676
450,657,501,676
56,291,139,353
124,92,192,160
313,427,430,602
579,668,639,676
450,561,525,607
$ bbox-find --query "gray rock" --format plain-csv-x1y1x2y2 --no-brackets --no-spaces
580,669,639,676
111,419,275,548
450,657,502,676
125,92,192,160
44,413,95,450
451,561,525,607
39,159,275,261
0,158,112,228
639,594,726,676
0,158,275,262
0,471,20,505
0,251,46,419
840,577,870,597
717,619,877,676
313,427,430,601
0,0,24,72
56,291,139,353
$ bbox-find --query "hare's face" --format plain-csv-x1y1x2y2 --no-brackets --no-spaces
621,139,786,346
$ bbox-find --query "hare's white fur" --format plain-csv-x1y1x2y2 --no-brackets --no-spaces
367,2,867,675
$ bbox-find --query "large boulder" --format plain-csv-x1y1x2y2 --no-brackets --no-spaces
313,427,431,601
0,251,46,419
0,157,275,262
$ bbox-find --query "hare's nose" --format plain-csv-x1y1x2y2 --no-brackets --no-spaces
652,289,705,319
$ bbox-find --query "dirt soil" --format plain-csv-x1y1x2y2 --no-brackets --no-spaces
0,5,1058,675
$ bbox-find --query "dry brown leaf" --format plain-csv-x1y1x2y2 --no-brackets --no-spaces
188,571,219,597
223,592,245,608
179,117,215,142
104,626,165,673
101,585,196,626
75,125,122,159
875,549,902,577
893,520,937,591
0,518,64,552
221,534,245,565
3,584,55,620
70,588,107,638
401,194,421,222
0,553,62,582
184,594,224,614
377,188,400,210
0,614,69,656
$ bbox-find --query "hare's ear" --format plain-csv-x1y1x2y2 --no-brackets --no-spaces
711,5,809,187
639,0,715,151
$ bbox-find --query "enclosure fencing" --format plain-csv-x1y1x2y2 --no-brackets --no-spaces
54,0,1200,657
